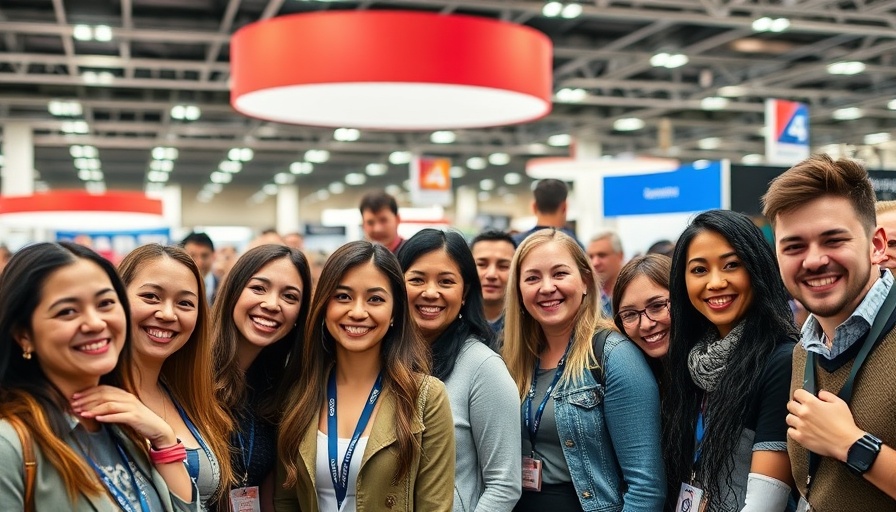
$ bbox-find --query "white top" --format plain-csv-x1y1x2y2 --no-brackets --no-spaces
315,431,369,512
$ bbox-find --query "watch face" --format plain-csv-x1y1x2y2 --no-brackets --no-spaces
848,435,882,474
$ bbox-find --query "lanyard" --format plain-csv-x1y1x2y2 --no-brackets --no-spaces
523,341,572,455
235,415,255,487
804,284,896,496
168,390,213,483
83,431,151,512
327,370,383,510
691,395,708,482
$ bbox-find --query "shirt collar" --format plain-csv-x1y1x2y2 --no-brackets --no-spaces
801,268,893,359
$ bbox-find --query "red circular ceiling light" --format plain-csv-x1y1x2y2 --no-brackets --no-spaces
230,10,553,130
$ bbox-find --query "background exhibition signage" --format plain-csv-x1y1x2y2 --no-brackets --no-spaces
765,99,810,165
603,160,724,217
410,156,453,206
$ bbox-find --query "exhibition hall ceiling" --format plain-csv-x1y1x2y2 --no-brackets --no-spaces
0,0,894,206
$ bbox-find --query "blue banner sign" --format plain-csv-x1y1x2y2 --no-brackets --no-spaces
603,161,723,217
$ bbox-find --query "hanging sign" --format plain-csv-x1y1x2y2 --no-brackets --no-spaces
765,99,810,166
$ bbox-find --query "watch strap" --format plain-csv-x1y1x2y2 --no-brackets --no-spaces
846,433,883,475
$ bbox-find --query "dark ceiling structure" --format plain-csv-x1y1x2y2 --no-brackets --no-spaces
1,0,894,206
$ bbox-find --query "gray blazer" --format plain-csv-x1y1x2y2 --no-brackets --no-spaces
0,416,199,511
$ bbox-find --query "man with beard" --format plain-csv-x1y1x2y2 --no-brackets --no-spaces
762,154,896,510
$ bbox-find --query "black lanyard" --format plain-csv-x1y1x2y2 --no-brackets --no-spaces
803,284,896,496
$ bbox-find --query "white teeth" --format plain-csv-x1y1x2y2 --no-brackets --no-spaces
707,297,733,306
252,316,278,328
643,332,666,343
418,306,442,314
145,328,173,339
540,300,561,308
77,340,108,352
806,276,837,287
344,326,371,335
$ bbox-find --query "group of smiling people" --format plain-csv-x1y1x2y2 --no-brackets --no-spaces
0,153,894,512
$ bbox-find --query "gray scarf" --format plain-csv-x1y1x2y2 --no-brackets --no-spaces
687,322,745,392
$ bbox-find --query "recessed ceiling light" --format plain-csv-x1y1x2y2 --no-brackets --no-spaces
480,179,495,191
93,25,113,42
888,99,896,110
504,172,522,185
274,172,294,185
466,157,487,170
389,151,412,164
430,130,457,144
741,153,764,165
827,61,866,75
86,181,106,194
450,166,466,178
333,127,361,142
70,145,98,159
650,52,688,69
152,147,178,160
149,159,174,172
717,86,747,98
560,3,583,18
697,137,722,150
290,161,314,174
547,134,572,147
832,107,862,120
613,117,645,131
542,1,563,17
305,149,330,163
210,171,232,184
170,104,201,121
488,152,511,165
61,120,89,134
555,88,587,103
49,100,82,117
148,171,169,183
365,163,388,176
345,172,367,185
864,132,891,145
219,160,243,173
72,25,93,41
701,97,729,110
329,182,346,194
752,17,790,32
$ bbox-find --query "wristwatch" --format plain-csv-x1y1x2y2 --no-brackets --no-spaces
845,433,883,476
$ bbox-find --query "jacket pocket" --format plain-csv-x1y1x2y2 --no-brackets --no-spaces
565,386,604,409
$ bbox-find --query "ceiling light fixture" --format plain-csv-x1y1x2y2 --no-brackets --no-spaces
560,3,584,19
613,117,645,131
365,163,388,176
826,61,866,75
210,171,232,184
431,131,457,144
333,128,361,141
219,160,243,173
650,52,688,69
547,134,572,146
488,152,511,165
152,147,179,160
290,161,314,174
61,120,89,134
700,96,730,110
49,100,83,117
504,172,522,185
555,88,587,103
888,99,896,110
345,172,367,185
389,151,412,165
228,147,254,162
171,104,201,121
149,159,174,172
328,182,346,194
305,149,330,163
741,153,764,165
450,166,466,178
274,172,295,185
480,179,495,191
542,1,563,17
864,132,891,145
231,11,552,130
752,17,791,32
466,157,487,170
697,137,722,150
832,107,862,120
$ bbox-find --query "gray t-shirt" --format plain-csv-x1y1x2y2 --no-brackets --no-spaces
521,367,572,485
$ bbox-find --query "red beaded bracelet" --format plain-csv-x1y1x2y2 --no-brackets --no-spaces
149,439,187,465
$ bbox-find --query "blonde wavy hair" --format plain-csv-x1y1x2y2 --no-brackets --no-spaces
502,229,616,398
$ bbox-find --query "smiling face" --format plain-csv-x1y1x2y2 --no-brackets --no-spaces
326,261,394,358
774,195,885,330
617,274,670,359
362,207,400,249
16,258,127,393
685,230,754,337
519,241,588,338
876,209,896,270
232,256,304,352
127,256,199,365
404,249,465,342
472,239,515,306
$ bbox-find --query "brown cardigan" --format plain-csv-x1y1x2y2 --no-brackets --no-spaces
789,329,896,510
273,375,455,512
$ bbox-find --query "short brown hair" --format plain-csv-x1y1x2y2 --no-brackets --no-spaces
532,179,568,213
359,190,399,215
761,153,876,233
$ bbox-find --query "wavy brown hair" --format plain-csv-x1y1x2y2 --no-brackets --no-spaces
278,241,430,488
0,242,146,504
118,244,235,505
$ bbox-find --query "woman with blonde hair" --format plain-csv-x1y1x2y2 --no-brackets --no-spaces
0,242,196,510
118,244,234,509
503,229,664,511
275,240,455,512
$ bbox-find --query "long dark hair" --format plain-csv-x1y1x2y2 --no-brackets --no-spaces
278,241,430,487
664,210,798,510
397,229,494,380
212,244,311,423
0,242,139,502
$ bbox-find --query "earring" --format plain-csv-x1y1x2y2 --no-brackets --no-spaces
22,349,32,360
390,319,394,327
458,312,463,320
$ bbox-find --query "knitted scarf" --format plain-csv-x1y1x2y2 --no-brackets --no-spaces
687,321,745,392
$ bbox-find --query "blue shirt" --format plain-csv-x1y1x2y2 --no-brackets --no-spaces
801,269,893,360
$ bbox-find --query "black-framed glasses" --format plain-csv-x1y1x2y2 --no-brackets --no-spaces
615,299,670,327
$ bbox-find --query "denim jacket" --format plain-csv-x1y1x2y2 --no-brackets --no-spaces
552,331,665,512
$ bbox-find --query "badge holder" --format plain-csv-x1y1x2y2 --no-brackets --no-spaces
230,486,260,512
675,480,707,512
521,456,543,492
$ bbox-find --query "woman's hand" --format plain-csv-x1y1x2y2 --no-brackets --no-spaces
71,385,178,448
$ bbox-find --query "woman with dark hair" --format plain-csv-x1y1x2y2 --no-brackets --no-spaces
0,242,197,510
503,229,665,511
612,254,672,383
398,229,521,511
212,244,311,511
119,244,234,509
275,240,455,512
665,210,798,512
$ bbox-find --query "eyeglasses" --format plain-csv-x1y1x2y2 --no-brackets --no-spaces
615,299,670,327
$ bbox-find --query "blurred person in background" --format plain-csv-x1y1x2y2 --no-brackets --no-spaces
875,200,896,270
587,229,625,316
181,232,217,303
470,230,517,342
359,190,405,254
512,179,582,248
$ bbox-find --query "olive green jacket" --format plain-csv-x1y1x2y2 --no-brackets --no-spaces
274,375,456,512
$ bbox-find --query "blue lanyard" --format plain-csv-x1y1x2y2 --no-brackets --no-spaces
523,341,571,455
693,395,708,469
83,431,151,512
236,415,255,486
168,390,213,483
327,370,383,511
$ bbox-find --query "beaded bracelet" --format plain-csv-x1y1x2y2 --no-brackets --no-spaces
149,439,187,465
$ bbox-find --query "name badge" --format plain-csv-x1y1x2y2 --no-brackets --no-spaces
521,456,543,492
675,482,707,512
796,497,812,512
230,486,261,512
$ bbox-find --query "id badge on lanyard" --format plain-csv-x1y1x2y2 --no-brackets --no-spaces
229,486,260,512
675,482,707,512
521,456,543,491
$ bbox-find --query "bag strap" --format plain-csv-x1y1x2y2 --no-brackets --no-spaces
6,416,36,512
590,329,611,386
